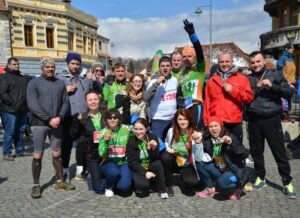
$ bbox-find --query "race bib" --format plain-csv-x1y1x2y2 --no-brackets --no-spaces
109,146,126,158
93,131,101,143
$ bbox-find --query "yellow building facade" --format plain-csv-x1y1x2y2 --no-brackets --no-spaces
0,0,109,74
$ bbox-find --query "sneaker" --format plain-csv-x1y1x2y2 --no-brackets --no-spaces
31,186,42,199
253,177,266,191
245,158,254,165
15,152,33,157
54,181,76,190
197,187,216,198
105,188,114,198
74,172,88,181
3,155,14,161
160,192,169,199
283,183,296,199
243,182,253,192
229,188,242,201
167,186,174,197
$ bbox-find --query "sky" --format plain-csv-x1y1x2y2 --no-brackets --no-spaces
71,0,271,59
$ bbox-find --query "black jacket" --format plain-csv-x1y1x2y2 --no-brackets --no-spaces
127,132,160,176
0,68,28,113
70,113,104,162
27,74,69,126
247,68,293,119
202,133,253,187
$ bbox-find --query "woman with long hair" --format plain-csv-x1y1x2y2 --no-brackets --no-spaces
115,74,147,124
98,109,132,197
70,91,105,193
127,118,168,198
160,108,203,197
196,116,253,200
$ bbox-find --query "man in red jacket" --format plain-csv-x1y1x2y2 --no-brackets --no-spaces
203,51,253,143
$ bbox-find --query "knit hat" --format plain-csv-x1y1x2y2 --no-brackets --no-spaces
182,45,196,59
91,62,104,72
284,43,294,50
40,57,55,69
207,116,223,126
66,53,81,65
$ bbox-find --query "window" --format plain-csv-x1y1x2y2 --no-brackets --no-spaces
291,7,299,26
68,31,74,50
98,41,102,50
90,38,94,55
281,9,288,27
46,27,54,48
83,36,87,54
24,25,33,47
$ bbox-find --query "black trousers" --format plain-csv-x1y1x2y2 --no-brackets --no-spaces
160,152,199,187
87,161,103,191
224,122,243,144
76,140,87,171
132,160,167,194
61,116,73,169
248,116,292,185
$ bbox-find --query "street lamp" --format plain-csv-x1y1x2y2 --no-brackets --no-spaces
195,0,212,68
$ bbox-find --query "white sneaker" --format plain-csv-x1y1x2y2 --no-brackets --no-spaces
245,158,254,165
160,192,169,199
105,189,114,198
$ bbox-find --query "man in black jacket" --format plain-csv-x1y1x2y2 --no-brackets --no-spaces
247,51,296,199
27,58,74,199
0,57,29,161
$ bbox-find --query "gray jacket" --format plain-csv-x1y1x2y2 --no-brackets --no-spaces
27,74,69,126
56,69,92,115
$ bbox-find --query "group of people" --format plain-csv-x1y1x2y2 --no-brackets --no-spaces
0,19,296,200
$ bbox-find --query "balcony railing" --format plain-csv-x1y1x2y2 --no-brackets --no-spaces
260,26,300,50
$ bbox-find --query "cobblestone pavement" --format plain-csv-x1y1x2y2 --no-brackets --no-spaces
0,127,299,218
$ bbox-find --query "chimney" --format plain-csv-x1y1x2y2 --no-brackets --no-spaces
62,0,71,4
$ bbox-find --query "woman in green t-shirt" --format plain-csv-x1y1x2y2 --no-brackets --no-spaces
127,118,168,198
161,108,203,197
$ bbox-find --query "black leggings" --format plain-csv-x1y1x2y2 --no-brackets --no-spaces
87,161,103,191
132,160,167,194
76,140,87,171
160,152,199,187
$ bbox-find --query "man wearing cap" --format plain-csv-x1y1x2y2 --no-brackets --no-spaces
277,43,296,121
90,62,104,94
27,58,74,198
0,57,30,161
56,53,92,181
247,51,296,199
203,51,253,143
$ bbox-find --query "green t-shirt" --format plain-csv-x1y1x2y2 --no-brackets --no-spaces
89,112,102,131
98,124,130,165
172,134,189,156
180,61,205,102
138,140,150,169
171,70,182,80
103,81,127,109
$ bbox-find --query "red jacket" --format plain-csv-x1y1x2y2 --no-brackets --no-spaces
203,71,253,125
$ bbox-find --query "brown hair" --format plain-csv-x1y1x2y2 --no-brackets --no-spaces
172,109,195,142
126,74,146,96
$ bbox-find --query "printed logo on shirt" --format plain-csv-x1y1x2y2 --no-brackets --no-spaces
161,92,176,102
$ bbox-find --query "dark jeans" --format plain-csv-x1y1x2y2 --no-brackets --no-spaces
87,161,105,193
61,116,73,169
100,162,132,192
224,122,243,144
150,119,173,142
76,140,87,171
132,160,167,194
196,161,237,190
160,152,199,188
1,112,27,156
248,116,292,185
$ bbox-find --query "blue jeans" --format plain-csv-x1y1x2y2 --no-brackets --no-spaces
100,162,132,192
1,112,28,156
196,161,237,190
150,119,173,142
